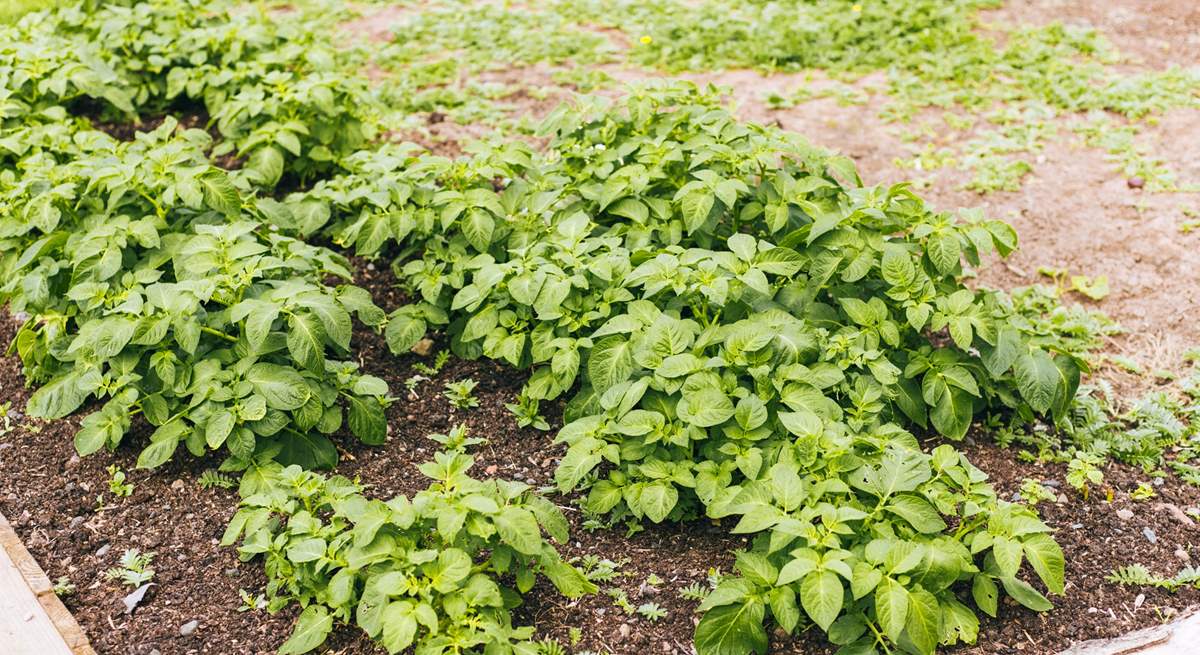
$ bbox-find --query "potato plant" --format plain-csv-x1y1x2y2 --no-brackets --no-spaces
3,0,375,185
284,84,1077,653
1,118,388,469
223,450,596,655
0,1,1112,653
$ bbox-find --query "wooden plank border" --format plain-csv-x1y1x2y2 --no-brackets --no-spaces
0,511,96,655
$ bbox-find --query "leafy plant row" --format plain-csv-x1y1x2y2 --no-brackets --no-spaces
2,0,375,186
0,117,388,470
280,83,1079,654
222,446,595,655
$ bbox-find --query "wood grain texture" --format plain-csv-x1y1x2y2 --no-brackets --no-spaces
0,512,96,655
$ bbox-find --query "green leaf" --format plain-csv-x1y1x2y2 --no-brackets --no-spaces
886,495,947,534
927,231,961,274
769,586,800,634
287,312,326,373
679,388,735,427
799,570,843,631
463,208,495,252
198,169,241,216
278,605,333,655
929,383,973,440
875,577,908,640
680,190,715,233
380,602,418,654
972,574,999,617
903,587,941,655
135,420,188,468
1013,348,1059,414
347,395,386,445
286,537,326,563
428,548,472,593
992,535,1023,579
1000,575,1053,612
27,375,85,420
275,431,338,470
694,601,767,655
247,364,310,410
495,506,543,555
587,336,634,391
385,311,426,353
640,482,678,523
1022,533,1065,595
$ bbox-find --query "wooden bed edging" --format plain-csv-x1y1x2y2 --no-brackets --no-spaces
0,511,96,655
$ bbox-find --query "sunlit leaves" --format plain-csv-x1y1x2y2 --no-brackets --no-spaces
227,453,595,655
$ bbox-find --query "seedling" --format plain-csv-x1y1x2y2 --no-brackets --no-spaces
443,379,479,409
505,392,550,430
1130,483,1157,501
428,423,485,452
637,602,667,622
237,589,267,612
106,465,133,498
1018,479,1057,505
105,549,155,588
52,576,76,597
198,470,237,490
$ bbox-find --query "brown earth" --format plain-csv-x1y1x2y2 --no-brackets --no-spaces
3,1,1200,654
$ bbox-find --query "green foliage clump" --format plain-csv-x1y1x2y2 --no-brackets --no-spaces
1107,564,1200,592
2,0,376,185
1,118,388,469
222,451,595,655
282,83,1077,654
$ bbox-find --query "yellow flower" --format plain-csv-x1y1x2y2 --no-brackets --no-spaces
640,35,653,45
852,4,862,11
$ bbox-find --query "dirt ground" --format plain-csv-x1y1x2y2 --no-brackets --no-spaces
2,1,1200,654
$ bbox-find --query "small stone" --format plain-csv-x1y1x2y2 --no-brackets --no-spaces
95,543,110,558
225,568,238,577
1071,523,1084,529
1127,176,1145,189
1056,493,1068,504
68,516,85,530
180,620,200,636
411,338,435,357
366,262,376,272
65,455,80,470
150,650,161,655
1174,548,1190,562
1011,492,1022,502
618,623,632,639
484,465,498,475
171,479,185,491
1116,508,1134,520
1043,479,1060,488
1154,502,1196,527
1142,527,1158,544
1087,607,1099,613
1134,593,1145,609
1153,477,1164,487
